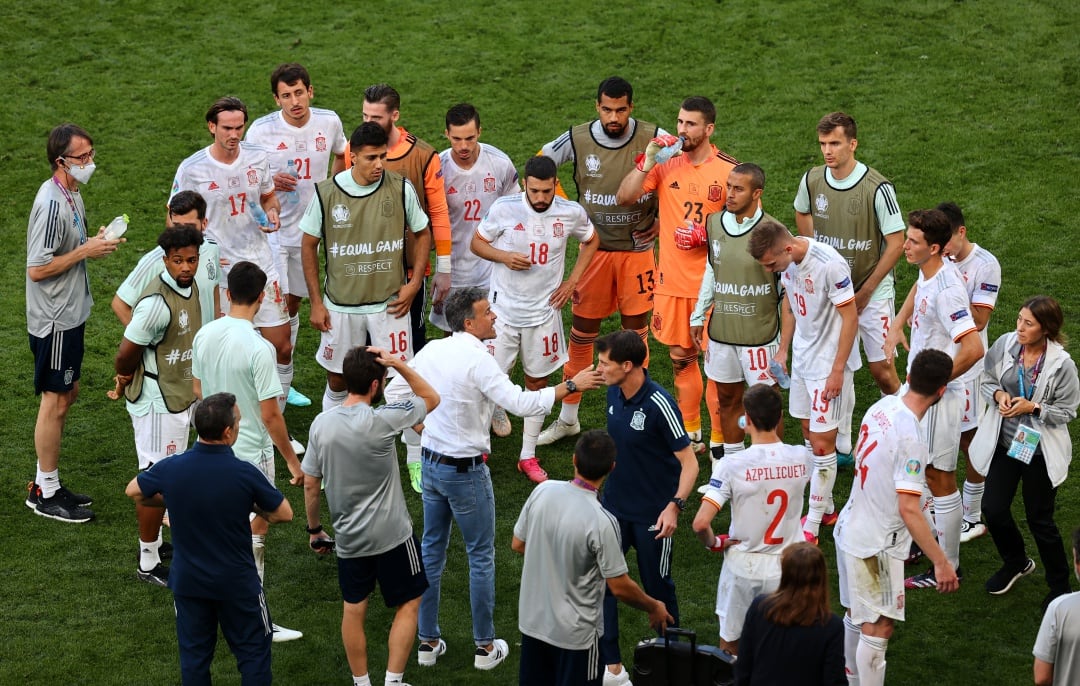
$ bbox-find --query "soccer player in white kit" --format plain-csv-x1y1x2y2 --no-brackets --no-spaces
245,64,348,407
938,201,1001,542
470,155,598,483
170,97,297,423
692,383,812,655
748,219,860,544
885,208,983,589
834,349,960,686
435,103,520,441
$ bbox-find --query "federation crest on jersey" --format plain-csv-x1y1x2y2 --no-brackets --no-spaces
630,409,646,431
206,257,218,281
323,345,334,360
484,175,496,192
331,204,350,224
918,298,928,315
246,169,259,186
166,440,177,456
815,193,830,215
552,221,565,238
846,194,864,216
804,277,815,294
178,309,190,335
585,154,602,177
316,136,327,152
64,368,74,386
708,184,722,203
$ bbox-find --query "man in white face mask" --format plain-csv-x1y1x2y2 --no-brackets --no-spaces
25,123,123,523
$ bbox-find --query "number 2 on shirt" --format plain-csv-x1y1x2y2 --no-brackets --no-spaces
763,489,788,545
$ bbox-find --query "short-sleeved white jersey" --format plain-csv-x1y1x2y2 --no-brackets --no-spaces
782,238,861,379
702,443,812,555
476,193,595,327
908,260,977,386
244,108,347,247
951,244,1001,383
170,144,276,274
835,394,928,559
439,143,520,288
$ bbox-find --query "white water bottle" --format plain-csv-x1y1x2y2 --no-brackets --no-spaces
768,359,791,389
654,137,684,165
285,160,300,204
103,214,129,240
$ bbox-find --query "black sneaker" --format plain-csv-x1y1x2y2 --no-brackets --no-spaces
25,481,41,509
56,483,92,507
137,563,169,588
986,558,1036,595
27,482,93,508
35,493,95,523
160,542,174,560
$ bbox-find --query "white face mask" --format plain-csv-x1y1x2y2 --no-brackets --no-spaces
65,160,96,184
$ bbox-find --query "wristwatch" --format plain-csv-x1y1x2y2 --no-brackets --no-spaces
1033,403,1042,418
670,497,687,512
565,379,578,394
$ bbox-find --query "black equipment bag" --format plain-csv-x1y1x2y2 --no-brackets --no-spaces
631,627,736,686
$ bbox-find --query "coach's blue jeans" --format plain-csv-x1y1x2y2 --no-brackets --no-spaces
418,459,497,646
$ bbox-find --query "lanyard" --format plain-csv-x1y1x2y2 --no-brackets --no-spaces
52,176,86,244
571,477,598,496
1017,346,1044,401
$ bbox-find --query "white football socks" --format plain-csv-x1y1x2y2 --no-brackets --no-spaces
843,614,861,685
962,480,984,523
855,633,888,686
252,534,266,586
323,384,347,412
558,401,580,426
402,428,421,466
934,490,963,569
520,416,543,460
805,452,837,535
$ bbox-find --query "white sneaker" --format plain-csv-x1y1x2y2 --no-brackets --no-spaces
960,519,987,543
537,418,580,446
271,623,303,642
603,665,632,685
473,638,509,670
491,407,512,437
417,638,446,666
289,435,306,455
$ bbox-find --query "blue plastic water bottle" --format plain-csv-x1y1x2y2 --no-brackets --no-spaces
768,360,791,389
250,204,270,229
653,137,684,164
285,159,300,204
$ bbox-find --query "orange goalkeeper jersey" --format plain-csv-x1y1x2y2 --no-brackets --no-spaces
642,144,737,298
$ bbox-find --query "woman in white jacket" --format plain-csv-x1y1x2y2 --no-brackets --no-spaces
969,296,1079,609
